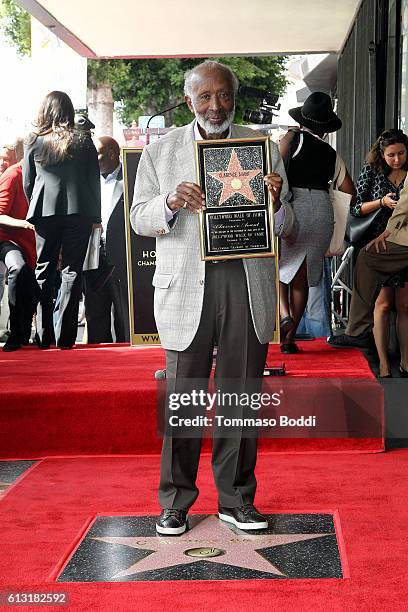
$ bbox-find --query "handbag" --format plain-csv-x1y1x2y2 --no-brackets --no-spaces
325,155,352,256
346,207,382,245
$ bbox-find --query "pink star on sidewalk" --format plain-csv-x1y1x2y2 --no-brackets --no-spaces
93,515,330,578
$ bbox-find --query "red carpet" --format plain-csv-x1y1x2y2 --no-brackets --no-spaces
0,451,406,611
0,339,382,457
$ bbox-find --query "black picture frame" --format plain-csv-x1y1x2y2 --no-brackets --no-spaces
195,137,275,261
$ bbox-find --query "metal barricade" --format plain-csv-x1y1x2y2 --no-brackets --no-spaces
331,245,354,328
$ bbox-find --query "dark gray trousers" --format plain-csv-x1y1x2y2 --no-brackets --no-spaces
84,251,130,343
159,260,269,510
0,242,38,343
34,215,92,347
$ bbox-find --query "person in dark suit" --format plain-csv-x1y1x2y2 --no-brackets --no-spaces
84,137,130,343
23,91,101,349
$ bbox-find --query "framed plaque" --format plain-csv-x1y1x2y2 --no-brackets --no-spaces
195,136,275,260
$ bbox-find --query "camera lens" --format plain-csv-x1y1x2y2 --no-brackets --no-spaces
243,109,273,124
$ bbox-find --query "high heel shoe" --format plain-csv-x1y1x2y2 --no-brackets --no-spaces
378,365,392,379
399,364,408,378
280,342,300,354
280,316,295,338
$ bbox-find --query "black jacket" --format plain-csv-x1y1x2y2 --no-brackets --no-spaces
104,166,128,285
23,132,101,223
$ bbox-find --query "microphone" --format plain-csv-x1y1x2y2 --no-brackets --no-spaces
146,102,187,129
156,366,284,379
263,364,286,376
154,369,167,380
155,366,284,379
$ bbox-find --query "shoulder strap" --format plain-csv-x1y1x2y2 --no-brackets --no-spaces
291,132,303,159
333,154,347,189
284,129,302,172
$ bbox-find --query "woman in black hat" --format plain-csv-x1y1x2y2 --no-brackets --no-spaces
278,92,354,353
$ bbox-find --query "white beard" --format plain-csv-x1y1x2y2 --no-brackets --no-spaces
192,102,235,136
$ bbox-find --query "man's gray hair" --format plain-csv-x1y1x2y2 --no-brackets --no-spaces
184,61,239,98
2,137,24,162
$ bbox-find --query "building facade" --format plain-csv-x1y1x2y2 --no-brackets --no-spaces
337,0,408,177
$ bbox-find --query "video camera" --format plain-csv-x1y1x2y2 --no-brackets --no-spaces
74,110,95,132
239,86,281,124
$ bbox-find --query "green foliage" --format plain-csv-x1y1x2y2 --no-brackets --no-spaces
0,0,31,56
89,56,288,127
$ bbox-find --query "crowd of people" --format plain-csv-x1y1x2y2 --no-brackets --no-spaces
0,67,408,381
1,60,408,533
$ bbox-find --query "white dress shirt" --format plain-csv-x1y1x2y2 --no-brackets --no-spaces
100,164,121,237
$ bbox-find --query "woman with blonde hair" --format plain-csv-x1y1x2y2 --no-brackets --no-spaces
23,91,101,349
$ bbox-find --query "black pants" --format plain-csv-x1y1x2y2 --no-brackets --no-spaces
84,251,130,343
0,242,38,343
159,260,269,510
34,215,92,347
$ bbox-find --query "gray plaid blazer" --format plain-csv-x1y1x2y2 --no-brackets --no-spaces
130,121,293,351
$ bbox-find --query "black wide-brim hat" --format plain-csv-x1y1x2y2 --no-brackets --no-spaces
289,92,342,133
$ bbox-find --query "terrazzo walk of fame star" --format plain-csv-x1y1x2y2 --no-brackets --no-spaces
58,514,344,582
0,461,36,498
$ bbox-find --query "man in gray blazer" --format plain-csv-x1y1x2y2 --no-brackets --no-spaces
131,61,293,535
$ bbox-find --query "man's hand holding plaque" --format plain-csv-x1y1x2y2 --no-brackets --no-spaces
264,172,283,208
167,182,205,213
